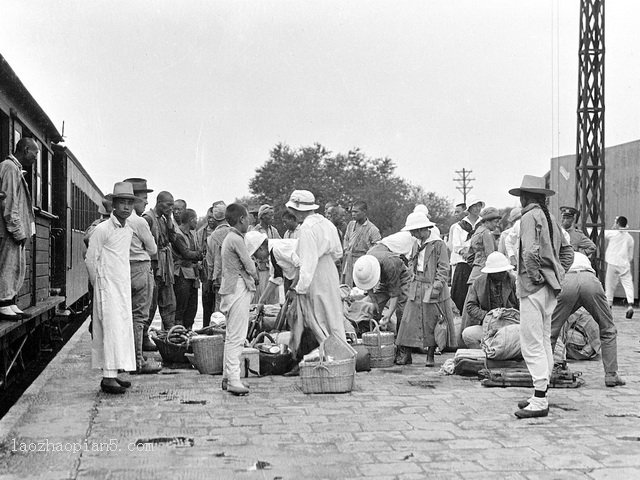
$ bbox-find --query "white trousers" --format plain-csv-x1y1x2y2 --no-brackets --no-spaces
520,286,557,391
605,263,634,305
221,278,252,382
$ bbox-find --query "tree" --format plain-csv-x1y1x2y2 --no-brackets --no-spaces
249,143,453,236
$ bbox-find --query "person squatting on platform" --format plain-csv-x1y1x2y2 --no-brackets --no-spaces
550,251,625,387
0,138,37,321
509,175,574,419
460,251,519,349
85,182,138,394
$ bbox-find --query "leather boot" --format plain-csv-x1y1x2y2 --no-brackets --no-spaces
395,346,412,365
425,346,436,367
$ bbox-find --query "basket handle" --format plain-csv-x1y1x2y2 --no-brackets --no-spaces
251,331,275,348
368,319,383,346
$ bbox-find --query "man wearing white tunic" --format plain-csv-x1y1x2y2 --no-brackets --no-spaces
286,190,346,353
86,182,137,394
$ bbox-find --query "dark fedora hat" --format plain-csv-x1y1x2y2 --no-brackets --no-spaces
509,175,555,197
123,177,153,193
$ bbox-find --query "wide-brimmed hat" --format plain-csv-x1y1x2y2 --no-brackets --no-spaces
480,207,501,222
401,212,435,232
509,175,555,197
211,202,226,221
123,177,153,193
560,206,579,218
353,255,381,291
481,251,515,274
286,190,319,211
465,197,485,211
508,207,522,223
110,182,137,200
245,231,268,256
258,204,274,218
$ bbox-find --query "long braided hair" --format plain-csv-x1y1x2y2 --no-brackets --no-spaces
524,192,554,246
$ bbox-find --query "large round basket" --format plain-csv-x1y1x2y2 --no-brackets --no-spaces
300,357,356,394
361,320,395,368
190,335,224,374
151,334,192,364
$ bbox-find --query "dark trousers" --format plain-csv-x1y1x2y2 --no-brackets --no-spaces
174,273,198,330
202,280,216,327
148,273,176,331
550,271,618,373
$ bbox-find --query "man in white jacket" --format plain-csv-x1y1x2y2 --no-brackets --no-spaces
605,215,635,319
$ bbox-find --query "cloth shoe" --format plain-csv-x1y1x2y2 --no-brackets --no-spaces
605,373,626,387
100,379,127,394
626,307,634,319
0,306,21,321
517,396,534,410
515,396,549,418
115,378,132,388
9,305,24,315
227,381,249,396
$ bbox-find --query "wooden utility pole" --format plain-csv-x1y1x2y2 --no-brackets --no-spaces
453,168,475,204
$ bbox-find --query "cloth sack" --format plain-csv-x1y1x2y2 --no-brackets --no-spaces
561,308,601,360
482,324,521,360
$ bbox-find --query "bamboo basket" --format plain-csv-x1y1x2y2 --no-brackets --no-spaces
190,335,224,374
361,320,395,368
300,357,356,394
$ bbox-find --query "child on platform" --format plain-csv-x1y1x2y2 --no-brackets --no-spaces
219,204,259,395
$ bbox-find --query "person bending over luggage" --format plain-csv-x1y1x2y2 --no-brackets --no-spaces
351,231,413,362
550,252,625,387
460,251,519,349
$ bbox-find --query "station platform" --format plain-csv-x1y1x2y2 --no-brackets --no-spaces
0,307,639,479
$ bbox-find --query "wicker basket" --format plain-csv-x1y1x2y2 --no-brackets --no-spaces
362,320,395,368
190,335,224,374
300,357,356,394
151,334,192,364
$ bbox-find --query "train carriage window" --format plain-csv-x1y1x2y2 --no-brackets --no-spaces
34,141,42,208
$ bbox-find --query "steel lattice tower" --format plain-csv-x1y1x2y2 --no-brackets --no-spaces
576,0,605,279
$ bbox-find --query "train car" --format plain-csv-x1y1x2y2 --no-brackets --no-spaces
0,53,102,394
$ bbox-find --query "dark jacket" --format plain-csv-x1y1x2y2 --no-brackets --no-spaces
462,272,519,330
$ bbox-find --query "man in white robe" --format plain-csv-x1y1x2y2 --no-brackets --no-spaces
86,182,137,394
286,190,346,354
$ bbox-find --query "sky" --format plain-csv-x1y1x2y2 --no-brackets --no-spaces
1,0,639,216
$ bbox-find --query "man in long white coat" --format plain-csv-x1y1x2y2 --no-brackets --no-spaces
86,182,138,394
286,190,346,354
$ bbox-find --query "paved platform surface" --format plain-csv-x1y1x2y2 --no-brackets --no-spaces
0,306,639,479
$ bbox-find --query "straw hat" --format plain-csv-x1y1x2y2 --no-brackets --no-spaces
286,190,319,211
353,255,381,291
110,182,136,200
401,212,435,232
481,251,515,274
245,231,268,256
258,204,274,218
480,207,501,222
509,175,555,197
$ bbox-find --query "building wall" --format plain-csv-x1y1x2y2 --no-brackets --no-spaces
549,139,640,300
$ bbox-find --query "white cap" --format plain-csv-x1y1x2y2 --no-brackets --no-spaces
401,212,435,232
245,231,268,256
481,251,514,274
353,255,381,291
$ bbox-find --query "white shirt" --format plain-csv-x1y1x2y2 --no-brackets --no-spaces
449,220,471,265
605,230,634,267
504,220,520,260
